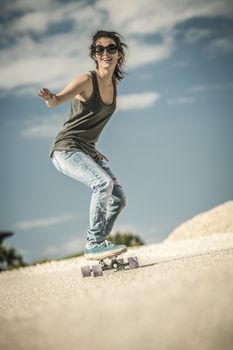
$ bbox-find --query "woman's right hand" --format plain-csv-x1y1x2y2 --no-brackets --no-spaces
38,87,53,101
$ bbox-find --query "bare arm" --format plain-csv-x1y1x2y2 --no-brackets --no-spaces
38,74,91,107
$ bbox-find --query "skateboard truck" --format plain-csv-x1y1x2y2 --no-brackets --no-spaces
81,256,139,278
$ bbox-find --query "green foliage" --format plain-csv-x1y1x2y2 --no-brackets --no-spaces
108,231,144,247
59,251,84,260
31,251,84,266
0,245,26,271
31,258,51,266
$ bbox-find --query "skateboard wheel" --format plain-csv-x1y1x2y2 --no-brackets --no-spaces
116,258,125,268
128,256,139,269
111,260,119,269
117,258,124,264
92,264,103,277
81,265,92,278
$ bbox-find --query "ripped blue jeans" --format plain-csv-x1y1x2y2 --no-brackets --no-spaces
51,151,127,248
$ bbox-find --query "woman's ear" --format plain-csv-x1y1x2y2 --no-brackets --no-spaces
118,52,122,61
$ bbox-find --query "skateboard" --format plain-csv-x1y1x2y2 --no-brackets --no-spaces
81,251,139,278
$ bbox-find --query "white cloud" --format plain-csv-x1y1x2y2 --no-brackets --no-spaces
127,35,174,69
1,0,233,95
15,213,78,230
8,11,62,35
189,85,212,93
43,236,83,258
0,32,92,91
21,113,65,139
172,61,189,68
97,0,233,35
207,36,233,54
117,92,160,111
184,29,211,43
168,96,195,105
3,0,54,12
189,82,233,93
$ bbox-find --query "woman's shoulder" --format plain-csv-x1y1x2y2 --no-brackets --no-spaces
70,73,93,93
74,72,92,83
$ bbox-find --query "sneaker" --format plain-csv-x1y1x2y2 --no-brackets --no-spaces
84,240,127,260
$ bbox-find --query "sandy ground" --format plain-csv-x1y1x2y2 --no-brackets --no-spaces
0,232,233,350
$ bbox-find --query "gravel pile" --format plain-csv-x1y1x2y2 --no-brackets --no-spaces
167,201,233,241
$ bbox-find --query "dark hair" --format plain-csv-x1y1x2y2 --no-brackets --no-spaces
89,30,128,81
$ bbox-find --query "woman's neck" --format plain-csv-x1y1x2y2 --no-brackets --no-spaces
95,68,113,85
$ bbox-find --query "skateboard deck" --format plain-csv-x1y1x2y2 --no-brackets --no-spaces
81,251,139,278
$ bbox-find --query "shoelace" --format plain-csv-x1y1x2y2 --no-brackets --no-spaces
100,240,113,247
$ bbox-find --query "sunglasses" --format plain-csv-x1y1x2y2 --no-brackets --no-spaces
94,44,118,55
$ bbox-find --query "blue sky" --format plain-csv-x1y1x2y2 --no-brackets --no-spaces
1,0,233,263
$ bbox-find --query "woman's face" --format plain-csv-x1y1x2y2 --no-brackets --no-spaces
94,37,121,71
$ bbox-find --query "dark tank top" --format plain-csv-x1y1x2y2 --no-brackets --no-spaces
49,70,117,159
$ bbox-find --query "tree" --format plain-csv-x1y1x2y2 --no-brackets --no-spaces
0,245,26,271
108,231,144,247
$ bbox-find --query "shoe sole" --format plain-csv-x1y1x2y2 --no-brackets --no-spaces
85,246,127,261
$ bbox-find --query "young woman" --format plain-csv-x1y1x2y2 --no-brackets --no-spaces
38,30,128,260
